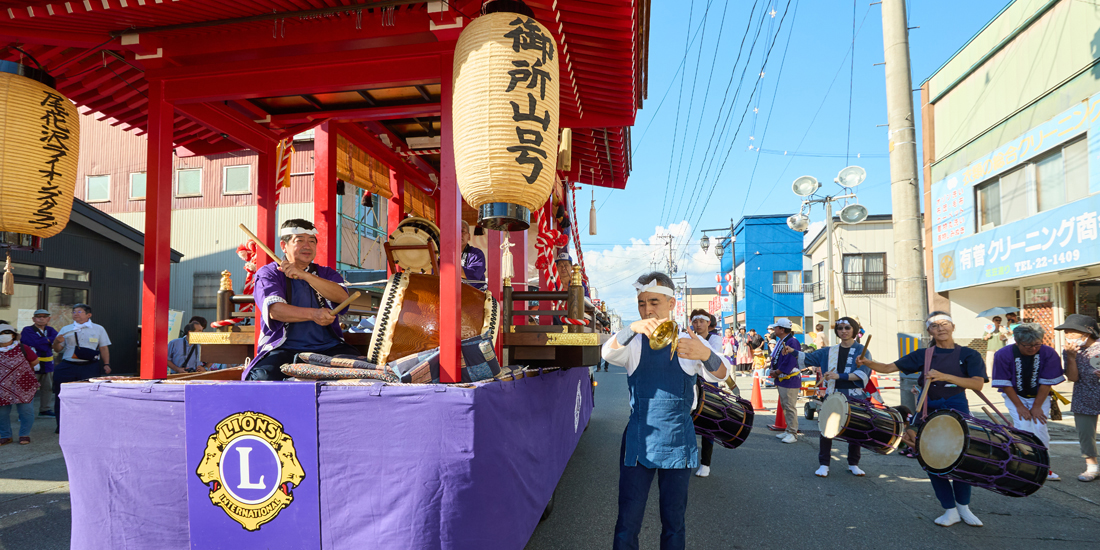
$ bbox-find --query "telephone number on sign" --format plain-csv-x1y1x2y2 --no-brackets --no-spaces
1013,250,1082,273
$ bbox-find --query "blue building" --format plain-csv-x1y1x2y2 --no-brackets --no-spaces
722,215,806,340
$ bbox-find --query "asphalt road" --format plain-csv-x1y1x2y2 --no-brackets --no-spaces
3,372,1100,550
526,367,1100,550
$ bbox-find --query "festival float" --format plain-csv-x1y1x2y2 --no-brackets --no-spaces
0,0,645,548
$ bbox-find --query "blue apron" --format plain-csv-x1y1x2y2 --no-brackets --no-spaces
623,336,698,469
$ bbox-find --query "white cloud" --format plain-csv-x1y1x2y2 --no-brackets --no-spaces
583,220,725,321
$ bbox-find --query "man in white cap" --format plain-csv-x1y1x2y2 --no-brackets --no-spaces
768,318,803,443
20,309,58,417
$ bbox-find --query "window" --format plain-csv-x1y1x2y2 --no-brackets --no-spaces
1036,139,1088,213
772,271,802,294
176,168,202,197
223,165,251,195
812,262,825,301
130,172,146,200
976,167,1027,231
843,253,886,294
0,263,91,329
86,175,110,202
193,273,220,309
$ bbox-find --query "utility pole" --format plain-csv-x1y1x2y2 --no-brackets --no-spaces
825,200,835,346
881,0,929,342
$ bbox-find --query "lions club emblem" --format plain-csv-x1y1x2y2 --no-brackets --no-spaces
195,411,305,531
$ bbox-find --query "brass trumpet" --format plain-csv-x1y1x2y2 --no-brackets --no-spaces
648,320,680,359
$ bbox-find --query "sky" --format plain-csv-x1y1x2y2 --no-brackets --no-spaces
576,0,1015,320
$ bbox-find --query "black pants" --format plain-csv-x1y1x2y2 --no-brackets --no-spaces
700,437,714,467
246,342,361,381
53,359,102,433
819,434,861,466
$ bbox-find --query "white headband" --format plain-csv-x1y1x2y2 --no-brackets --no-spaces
691,315,710,323
926,314,953,328
280,226,318,237
633,280,675,297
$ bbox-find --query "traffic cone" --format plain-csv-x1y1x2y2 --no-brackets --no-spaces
866,372,884,405
750,375,767,411
768,396,787,431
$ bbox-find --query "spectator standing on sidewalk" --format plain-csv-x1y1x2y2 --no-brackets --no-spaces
53,304,111,434
0,323,40,445
20,310,58,417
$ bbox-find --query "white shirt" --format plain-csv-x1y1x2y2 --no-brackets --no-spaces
602,329,731,409
59,322,111,362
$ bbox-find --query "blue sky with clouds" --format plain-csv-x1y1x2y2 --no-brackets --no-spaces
577,0,1014,319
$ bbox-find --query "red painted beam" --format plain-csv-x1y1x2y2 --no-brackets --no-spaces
155,45,445,104
268,102,441,127
387,167,405,277
140,79,173,380
314,121,339,268
173,101,278,152
0,24,109,48
438,51,461,384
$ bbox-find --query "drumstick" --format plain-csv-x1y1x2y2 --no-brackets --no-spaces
238,224,281,262
856,335,872,361
330,291,362,315
914,378,932,417
981,406,1003,426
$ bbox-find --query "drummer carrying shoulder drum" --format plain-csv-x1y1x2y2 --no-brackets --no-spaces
858,311,988,528
783,317,871,478
601,272,729,550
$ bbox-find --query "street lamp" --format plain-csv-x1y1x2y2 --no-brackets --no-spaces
700,221,737,330
791,166,867,346
699,235,710,253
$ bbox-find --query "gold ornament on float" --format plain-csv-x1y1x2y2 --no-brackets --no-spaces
452,9,560,231
0,61,79,238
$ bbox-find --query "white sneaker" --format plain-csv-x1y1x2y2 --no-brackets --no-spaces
934,508,961,527
1048,471,1061,481
956,504,983,527
781,433,797,444
695,465,710,478
848,465,866,477
814,465,829,477
776,432,787,439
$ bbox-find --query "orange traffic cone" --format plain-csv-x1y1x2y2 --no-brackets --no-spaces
768,396,787,431
750,375,767,411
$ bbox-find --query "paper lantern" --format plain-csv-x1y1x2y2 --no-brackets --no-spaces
453,10,560,231
0,62,79,238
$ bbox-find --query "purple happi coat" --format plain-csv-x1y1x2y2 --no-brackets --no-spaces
241,262,348,379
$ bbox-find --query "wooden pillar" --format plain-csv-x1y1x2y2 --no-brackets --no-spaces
539,201,555,325
439,52,462,383
487,229,503,359
256,142,278,269
387,167,405,277
512,230,528,326
139,80,173,380
314,122,339,267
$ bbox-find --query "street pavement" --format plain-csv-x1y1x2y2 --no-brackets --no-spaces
526,367,1100,550
0,402,69,550
2,372,1100,550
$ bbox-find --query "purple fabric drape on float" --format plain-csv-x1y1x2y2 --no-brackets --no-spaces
60,367,592,550
60,383,191,550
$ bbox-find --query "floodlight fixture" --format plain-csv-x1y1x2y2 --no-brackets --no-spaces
838,203,869,224
835,166,867,188
792,175,820,197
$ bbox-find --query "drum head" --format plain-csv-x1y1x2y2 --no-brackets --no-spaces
390,217,440,274
818,393,849,439
919,413,966,471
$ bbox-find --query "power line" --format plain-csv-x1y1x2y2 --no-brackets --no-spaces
667,0,715,225
665,0,767,228
846,0,856,165
750,4,873,214
675,0,795,265
659,0,697,226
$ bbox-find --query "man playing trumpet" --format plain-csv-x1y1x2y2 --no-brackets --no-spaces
601,272,729,550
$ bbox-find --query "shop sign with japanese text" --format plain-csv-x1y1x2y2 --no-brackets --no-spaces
930,91,1100,248
934,195,1100,291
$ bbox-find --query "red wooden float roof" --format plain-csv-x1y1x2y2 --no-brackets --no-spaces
0,0,647,190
